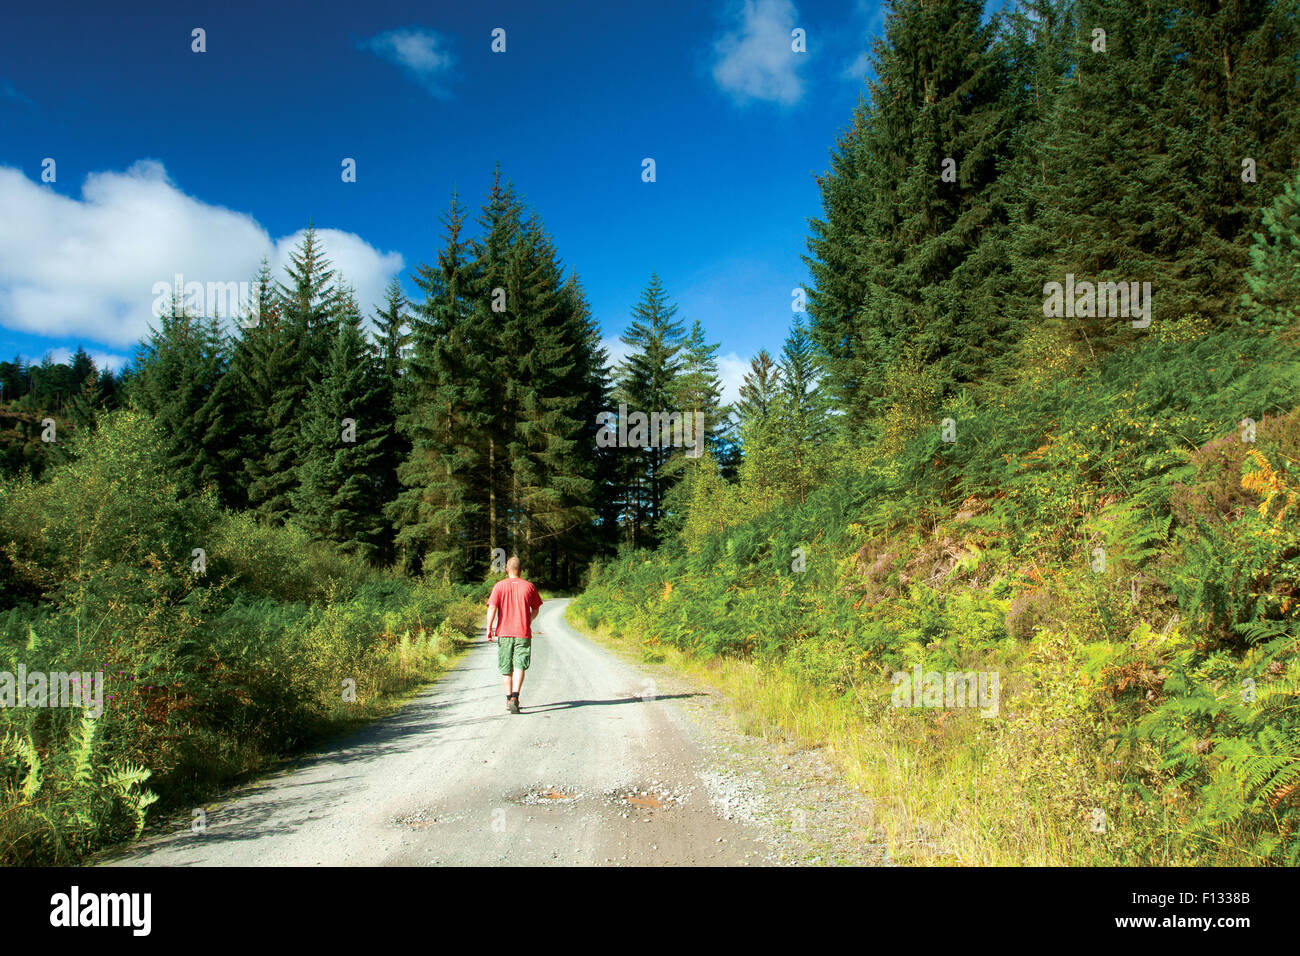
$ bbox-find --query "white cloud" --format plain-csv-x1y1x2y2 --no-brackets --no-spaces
361,27,456,98
712,0,806,106
841,50,870,81
0,161,404,349
841,0,885,83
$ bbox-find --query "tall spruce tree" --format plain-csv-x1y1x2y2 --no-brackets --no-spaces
560,274,617,578
370,277,411,566
774,316,831,502
129,295,242,506
736,349,781,427
501,219,598,581
1242,162,1300,328
230,259,285,514
1015,0,1300,358
292,286,388,559
393,179,609,583
467,171,528,563
676,318,730,459
392,192,487,579
804,0,1018,424
1165,0,1300,322
614,273,686,550
246,227,338,524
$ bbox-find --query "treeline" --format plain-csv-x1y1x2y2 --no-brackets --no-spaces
119,173,608,586
0,349,126,480
804,0,1300,429
0,173,767,586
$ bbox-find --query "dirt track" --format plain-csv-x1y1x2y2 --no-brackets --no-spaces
103,598,883,866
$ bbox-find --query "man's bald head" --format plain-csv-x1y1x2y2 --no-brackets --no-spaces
506,555,521,576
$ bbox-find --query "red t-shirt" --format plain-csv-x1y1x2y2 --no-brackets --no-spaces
487,577,543,638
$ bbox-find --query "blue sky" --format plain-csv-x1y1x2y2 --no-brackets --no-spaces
0,0,898,401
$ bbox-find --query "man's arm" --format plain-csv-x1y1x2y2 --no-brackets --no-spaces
485,603,499,641
528,588,542,630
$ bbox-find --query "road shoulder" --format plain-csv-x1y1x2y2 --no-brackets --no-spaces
564,611,888,866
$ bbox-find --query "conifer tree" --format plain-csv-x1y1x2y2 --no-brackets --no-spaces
614,273,686,550
676,318,730,460
736,350,781,427
129,295,242,506
1165,0,1300,321
561,275,617,577
501,220,597,579
370,277,411,566
467,171,528,562
293,286,388,558
392,193,486,578
1018,0,1300,355
804,0,1018,422
1242,162,1300,328
230,260,284,514
246,228,338,523
775,317,830,502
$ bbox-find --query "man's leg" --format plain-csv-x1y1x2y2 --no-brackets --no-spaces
499,638,518,711
510,639,530,709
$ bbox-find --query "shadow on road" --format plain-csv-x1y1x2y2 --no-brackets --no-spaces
523,693,700,713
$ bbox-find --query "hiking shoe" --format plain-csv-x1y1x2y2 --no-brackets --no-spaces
507,696,520,715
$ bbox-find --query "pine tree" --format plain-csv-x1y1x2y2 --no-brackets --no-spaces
392,193,487,579
676,318,730,460
736,350,781,428
1242,162,1300,328
775,316,830,501
561,274,617,579
679,450,737,552
501,219,598,581
467,170,529,563
804,0,1019,423
997,0,1079,380
614,273,686,550
277,224,339,379
1017,0,1300,356
246,228,338,524
392,178,609,584
370,277,411,566
1164,0,1300,322
659,318,733,542
230,260,284,514
293,286,388,559
129,294,242,506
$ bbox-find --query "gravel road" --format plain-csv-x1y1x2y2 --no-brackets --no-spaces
102,598,885,866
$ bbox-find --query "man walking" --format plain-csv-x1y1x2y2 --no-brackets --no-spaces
485,556,544,714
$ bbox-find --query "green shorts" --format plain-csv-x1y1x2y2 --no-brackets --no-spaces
497,636,532,674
